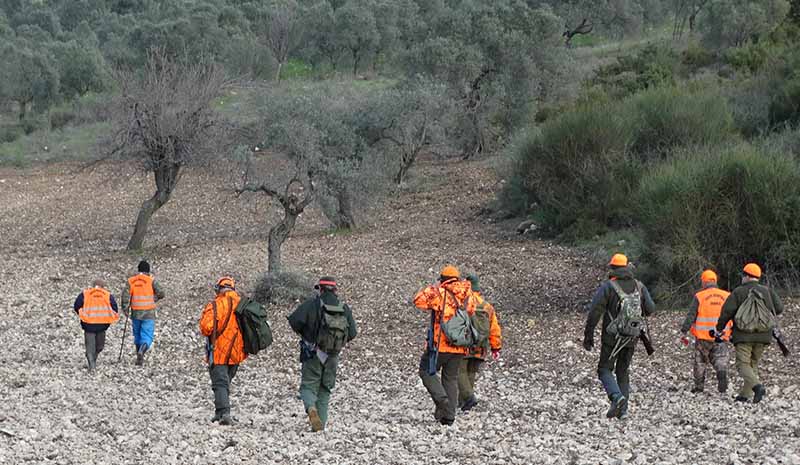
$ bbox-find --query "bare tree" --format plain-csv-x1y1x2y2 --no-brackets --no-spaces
364,81,453,184
562,18,594,47
234,111,321,274
107,49,229,250
236,151,315,274
672,0,711,39
264,0,299,82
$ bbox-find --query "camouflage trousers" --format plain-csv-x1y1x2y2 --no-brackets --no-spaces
693,339,729,391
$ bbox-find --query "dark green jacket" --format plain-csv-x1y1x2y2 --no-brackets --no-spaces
716,280,783,345
287,291,357,346
585,267,655,348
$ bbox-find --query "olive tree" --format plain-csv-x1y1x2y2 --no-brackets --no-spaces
234,93,321,274
0,40,59,120
700,0,790,48
402,1,564,158
107,50,230,250
263,0,300,81
360,80,454,184
334,0,379,76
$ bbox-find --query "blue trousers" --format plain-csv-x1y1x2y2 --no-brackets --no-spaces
132,319,155,349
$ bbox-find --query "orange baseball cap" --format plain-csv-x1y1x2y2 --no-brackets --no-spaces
701,270,718,283
743,263,762,279
608,254,628,267
440,265,460,279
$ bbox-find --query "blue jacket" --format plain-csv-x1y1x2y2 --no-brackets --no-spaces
74,292,119,333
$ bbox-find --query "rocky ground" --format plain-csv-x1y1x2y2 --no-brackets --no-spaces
0,157,798,465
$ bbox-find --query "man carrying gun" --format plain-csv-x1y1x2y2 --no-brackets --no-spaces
679,270,732,394
584,254,656,420
413,265,475,426
715,263,784,404
199,276,247,425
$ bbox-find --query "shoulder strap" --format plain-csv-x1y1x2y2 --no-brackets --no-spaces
217,297,236,337
608,280,626,299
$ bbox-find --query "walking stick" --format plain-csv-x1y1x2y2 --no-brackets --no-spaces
118,311,129,363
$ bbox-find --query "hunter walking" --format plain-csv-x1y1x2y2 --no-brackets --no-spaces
679,269,732,394
199,276,246,425
288,277,357,432
716,263,784,403
74,279,119,372
121,260,165,366
583,254,655,419
413,265,476,426
458,273,502,412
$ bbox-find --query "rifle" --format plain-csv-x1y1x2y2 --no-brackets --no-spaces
426,308,439,376
774,327,791,357
639,320,655,356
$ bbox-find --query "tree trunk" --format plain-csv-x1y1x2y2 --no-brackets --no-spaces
127,189,171,250
275,61,283,82
334,185,356,229
352,48,360,77
127,164,180,250
267,206,299,274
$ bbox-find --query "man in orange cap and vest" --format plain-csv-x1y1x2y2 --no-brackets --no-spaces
414,265,476,426
716,263,784,403
73,279,119,372
584,254,655,420
121,260,165,366
199,276,247,425
679,270,732,394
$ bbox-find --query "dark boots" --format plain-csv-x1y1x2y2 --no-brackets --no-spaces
717,372,728,393
136,344,148,366
606,394,627,419
753,384,766,404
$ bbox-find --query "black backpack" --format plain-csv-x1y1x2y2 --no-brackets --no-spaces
316,300,349,355
235,297,273,355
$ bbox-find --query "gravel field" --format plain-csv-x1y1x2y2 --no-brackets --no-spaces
0,158,798,465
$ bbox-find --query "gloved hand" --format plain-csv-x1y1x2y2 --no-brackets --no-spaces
582,338,593,352
680,336,690,347
708,329,723,343
491,349,501,361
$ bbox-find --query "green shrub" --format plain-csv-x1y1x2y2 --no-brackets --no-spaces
507,99,637,239
637,145,800,288
502,86,734,239
0,124,22,143
628,86,733,159
682,42,716,72
253,270,315,304
724,42,771,73
592,44,679,98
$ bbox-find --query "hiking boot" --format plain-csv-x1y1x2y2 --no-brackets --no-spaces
606,395,626,419
734,395,749,403
753,384,766,404
440,418,454,426
618,410,629,421
461,396,479,412
307,407,323,432
135,352,144,366
210,414,222,423
717,373,728,393
691,386,704,394
219,415,234,426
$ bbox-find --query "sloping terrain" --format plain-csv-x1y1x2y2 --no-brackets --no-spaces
0,157,798,465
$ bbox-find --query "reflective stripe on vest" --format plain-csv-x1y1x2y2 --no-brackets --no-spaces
80,288,118,324
691,287,732,341
129,274,156,311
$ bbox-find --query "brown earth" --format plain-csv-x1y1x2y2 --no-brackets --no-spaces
0,157,798,465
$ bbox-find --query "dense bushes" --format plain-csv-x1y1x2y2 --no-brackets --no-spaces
503,86,734,240
637,146,800,291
